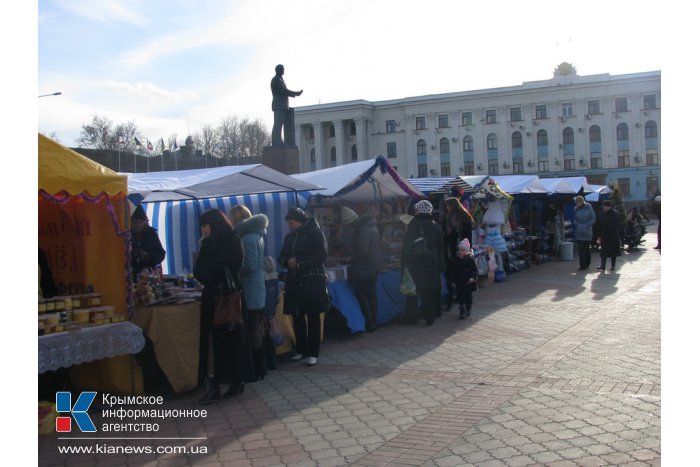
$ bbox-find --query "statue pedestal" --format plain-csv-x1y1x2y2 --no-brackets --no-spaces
262,145,300,175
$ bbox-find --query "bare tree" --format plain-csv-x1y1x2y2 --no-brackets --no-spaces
192,124,219,158
217,116,240,164
77,115,141,152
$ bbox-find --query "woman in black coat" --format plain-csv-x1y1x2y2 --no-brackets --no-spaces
194,209,254,404
279,207,329,366
596,200,622,272
401,200,445,325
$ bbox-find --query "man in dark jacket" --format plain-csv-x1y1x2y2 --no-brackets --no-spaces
596,200,622,272
346,210,382,332
401,200,445,325
279,207,328,366
130,205,166,280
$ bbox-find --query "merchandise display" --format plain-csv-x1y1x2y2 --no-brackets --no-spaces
38,289,127,336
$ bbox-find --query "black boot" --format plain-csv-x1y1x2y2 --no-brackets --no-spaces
459,306,467,320
198,376,221,405
223,382,245,398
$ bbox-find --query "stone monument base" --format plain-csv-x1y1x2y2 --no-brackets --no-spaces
262,145,300,175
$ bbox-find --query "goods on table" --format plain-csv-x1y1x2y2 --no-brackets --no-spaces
38,288,125,336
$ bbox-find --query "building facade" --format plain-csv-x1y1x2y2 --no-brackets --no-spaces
294,66,660,202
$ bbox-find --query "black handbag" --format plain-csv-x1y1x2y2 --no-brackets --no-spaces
298,268,331,314
212,267,243,328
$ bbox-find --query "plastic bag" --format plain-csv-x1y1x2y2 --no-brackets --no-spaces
399,268,417,296
268,317,284,347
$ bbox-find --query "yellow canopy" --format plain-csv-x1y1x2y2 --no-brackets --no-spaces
38,133,127,196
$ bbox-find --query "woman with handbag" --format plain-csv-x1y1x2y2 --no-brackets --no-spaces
228,204,272,381
278,207,329,366
194,209,254,404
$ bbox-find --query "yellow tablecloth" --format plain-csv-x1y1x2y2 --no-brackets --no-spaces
131,302,201,394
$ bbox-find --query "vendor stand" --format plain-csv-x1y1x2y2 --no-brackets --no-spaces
292,157,425,332
38,133,144,395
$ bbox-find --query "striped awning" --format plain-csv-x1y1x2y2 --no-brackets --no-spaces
406,177,454,194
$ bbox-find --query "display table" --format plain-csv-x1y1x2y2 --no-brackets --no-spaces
131,302,201,394
38,321,145,374
328,269,405,333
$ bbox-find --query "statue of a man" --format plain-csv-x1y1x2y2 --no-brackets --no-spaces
270,64,303,147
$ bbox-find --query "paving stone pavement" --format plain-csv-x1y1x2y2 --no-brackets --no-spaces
39,228,661,466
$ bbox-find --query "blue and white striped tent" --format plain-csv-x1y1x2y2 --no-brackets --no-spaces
406,177,454,195
126,165,322,275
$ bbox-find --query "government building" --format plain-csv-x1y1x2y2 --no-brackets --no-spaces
293,64,660,202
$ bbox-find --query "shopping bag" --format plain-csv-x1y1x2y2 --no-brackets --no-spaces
268,317,284,347
399,268,417,296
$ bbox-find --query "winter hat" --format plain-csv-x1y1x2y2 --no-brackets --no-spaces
340,206,359,225
414,200,434,215
458,238,471,252
131,205,147,221
285,207,308,223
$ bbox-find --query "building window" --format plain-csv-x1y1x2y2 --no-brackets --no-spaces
645,121,658,138
349,121,356,136
310,148,316,171
463,136,474,152
485,109,497,124
512,132,522,149
461,112,472,126
415,116,426,130
438,114,449,128
538,160,549,172
563,127,574,145
463,162,475,175
535,105,547,119
512,160,523,174
308,127,315,142
618,150,630,167
588,100,600,115
590,154,602,169
417,163,427,178
537,130,548,147
617,178,631,196
588,175,606,185
387,142,397,158
561,102,573,117
617,123,629,141
488,161,499,175
441,156,451,176
589,125,601,143
386,120,396,133
646,176,659,196
329,125,335,138
440,137,450,154
510,107,522,122
330,146,337,167
615,97,628,113
646,148,659,165
644,94,657,110
487,134,497,150
564,159,576,170
351,144,358,161
417,139,427,156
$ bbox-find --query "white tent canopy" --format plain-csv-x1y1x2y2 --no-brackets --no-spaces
292,157,424,203
538,177,578,194
126,164,322,202
559,176,595,194
491,175,549,194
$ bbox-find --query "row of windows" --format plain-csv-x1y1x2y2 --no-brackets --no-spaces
403,95,659,133
406,122,658,156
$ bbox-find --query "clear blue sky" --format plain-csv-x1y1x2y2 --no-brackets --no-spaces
38,0,668,147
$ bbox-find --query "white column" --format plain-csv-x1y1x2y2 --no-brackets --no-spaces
355,118,368,160
295,124,305,171
333,120,345,165
313,122,324,169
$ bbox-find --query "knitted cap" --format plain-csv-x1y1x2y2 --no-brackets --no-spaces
414,200,433,215
285,207,307,223
458,238,471,251
131,205,147,221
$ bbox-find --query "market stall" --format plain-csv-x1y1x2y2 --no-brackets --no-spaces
292,157,425,332
126,164,323,275
38,133,144,394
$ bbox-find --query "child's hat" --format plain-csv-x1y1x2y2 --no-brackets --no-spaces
458,238,471,251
